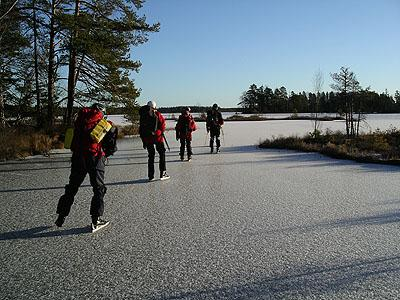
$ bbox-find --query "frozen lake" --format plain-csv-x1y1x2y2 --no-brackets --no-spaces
107,113,400,146
2,113,400,299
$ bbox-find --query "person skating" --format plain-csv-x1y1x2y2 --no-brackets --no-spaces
206,103,224,153
55,103,112,233
139,101,170,181
175,107,197,161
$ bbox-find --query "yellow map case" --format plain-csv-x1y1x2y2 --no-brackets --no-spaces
90,119,112,143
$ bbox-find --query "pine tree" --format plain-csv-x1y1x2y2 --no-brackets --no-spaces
61,0,160,125
0,1,30,128
330,67,360,137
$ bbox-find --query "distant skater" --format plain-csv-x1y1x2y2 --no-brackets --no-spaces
206,103,224,153
175,107,197,161
139,101,170,181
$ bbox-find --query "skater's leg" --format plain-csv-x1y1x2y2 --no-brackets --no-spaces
147,144,156,179
187,138,192,158
156,142,166,173
88,155,107,218
179,138,185,160
56,154,87,217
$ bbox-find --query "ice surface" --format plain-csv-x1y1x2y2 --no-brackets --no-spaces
1,115,400,299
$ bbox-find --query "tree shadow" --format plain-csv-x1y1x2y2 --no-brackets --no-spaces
108,153,150,160
325,210,400,227
107,178,149,185
257,149,400,173
0,157,71,166
0,225,91,240
0,185,66,193
154,255,400,299
374,198,400,206
0,177,150,193
190,145,260,157
0,160,147,173
220,145,260,153
105,161,148,167
242,209,400,237
0,165,72,173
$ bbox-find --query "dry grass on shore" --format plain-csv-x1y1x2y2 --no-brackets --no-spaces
117,124,139,137
0,124,139,160
259,128,400,165
0,127,63,160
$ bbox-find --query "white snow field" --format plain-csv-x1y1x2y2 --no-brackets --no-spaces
1,119,400,299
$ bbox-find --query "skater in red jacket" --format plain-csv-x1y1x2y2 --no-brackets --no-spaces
139,101,170,181
175,107,197,161
55,103,111,232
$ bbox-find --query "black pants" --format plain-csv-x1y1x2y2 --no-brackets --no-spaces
146,142,166,178
210,127,221,150
56,153,107,218
179,138,192,158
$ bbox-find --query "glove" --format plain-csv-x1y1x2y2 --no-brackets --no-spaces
143,142,147,149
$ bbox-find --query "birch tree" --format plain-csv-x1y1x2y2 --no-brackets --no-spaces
311,69,324,137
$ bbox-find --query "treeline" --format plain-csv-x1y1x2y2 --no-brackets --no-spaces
239,81,400,114
0,0,159,130
157,106,241,113
240,67,400,138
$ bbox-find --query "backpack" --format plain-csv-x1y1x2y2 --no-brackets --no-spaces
139,105,155,138
209,111,222,128
180,115,190,135
102,126,118,157
206,110,218,128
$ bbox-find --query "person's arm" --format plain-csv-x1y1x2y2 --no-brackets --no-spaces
218,112,224,126
206,114,211,132
155,112,166,137
175,117,181,140
190,116,197,131
138,112,147,148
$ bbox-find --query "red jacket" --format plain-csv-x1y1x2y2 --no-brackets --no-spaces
175,114,197,140
71,107,104,157
140,110,166,144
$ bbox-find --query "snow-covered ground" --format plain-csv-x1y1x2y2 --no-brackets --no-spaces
1,118,400,299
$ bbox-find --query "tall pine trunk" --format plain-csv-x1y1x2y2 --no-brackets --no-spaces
47,0,56,129
33,0,42,128
66,0,80,126
350,95,355,137
345,100,350,137
0,89,5,129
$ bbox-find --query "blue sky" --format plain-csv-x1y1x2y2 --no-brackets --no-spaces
131,0,400,108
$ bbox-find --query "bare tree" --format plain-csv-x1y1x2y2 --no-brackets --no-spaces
311,69,324,137
350,79,361,136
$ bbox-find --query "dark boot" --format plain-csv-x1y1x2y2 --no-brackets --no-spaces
55,215,65,227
